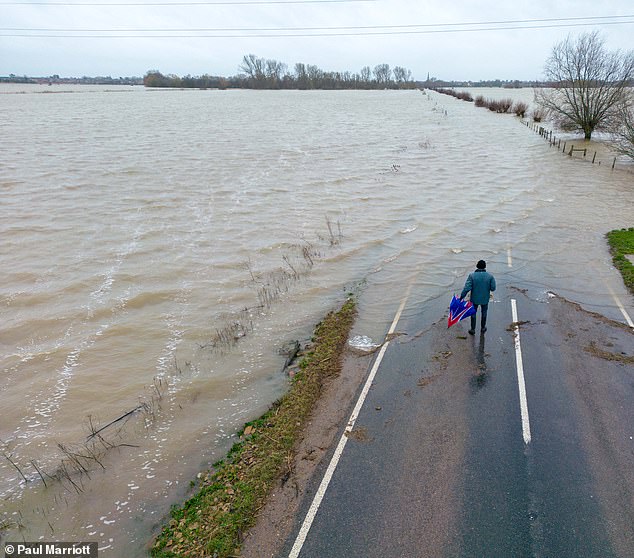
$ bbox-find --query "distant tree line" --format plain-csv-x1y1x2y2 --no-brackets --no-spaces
0,74,142,85
143,72,229,89
422,77,547,89
144,54,416,90
0,74,34,83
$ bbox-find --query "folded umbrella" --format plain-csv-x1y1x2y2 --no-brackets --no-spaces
448,295,476,328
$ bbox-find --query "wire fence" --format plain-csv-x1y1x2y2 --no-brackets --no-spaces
524,120,632,171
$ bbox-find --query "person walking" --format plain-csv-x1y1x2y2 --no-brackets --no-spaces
460,260,496,335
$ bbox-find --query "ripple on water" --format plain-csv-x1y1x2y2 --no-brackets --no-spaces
1,87,633,556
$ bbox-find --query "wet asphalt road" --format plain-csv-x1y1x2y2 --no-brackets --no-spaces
278,280,634,558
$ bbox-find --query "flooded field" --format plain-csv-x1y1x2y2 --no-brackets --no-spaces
1,85,632,555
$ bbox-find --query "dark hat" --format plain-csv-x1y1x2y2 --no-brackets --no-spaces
476,260,486,269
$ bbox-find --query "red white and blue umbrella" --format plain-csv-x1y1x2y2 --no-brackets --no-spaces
447,295,476,328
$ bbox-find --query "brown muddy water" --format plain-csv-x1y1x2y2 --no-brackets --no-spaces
1,85,632,555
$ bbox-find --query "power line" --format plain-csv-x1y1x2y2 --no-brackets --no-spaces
1,0,374,5
1,18,633,37
2,14,633,32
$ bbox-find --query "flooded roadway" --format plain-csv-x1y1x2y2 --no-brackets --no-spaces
1,85,632,554
278,283,634,558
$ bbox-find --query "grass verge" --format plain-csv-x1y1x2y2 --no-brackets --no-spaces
151,297,357,557
606,228,634,296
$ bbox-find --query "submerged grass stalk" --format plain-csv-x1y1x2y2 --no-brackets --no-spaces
151,297,356,558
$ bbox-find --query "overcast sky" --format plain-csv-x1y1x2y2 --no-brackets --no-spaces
1,0,632,80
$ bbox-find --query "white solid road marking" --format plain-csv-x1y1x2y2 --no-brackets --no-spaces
288,283,413,558
511,299,532,445
588,261,634,329
606,283,634,328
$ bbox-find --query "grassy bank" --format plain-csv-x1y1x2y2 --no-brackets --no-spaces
151,297,357,557
607,228,634,296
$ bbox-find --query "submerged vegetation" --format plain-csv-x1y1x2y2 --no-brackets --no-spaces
1,378,166,502
607,228,634,296
431,87,473,102
436,89,533,119
201,217,342,354
151,298,357,557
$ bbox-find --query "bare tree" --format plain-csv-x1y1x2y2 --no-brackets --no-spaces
393,66,412,84
535,32,634,139
265,59,287,88
295,62,308,89
239,54,266,87
610,103,634,159
306,64,322,86
373,63,392,85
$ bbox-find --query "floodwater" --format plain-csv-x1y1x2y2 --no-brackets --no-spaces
1,85,632,555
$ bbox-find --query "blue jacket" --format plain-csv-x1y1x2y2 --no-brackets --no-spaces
460,269,496,305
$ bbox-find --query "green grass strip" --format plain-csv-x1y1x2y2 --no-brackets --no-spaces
607,228,634,296
151,297,356,558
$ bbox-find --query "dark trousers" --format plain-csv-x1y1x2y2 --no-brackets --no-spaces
470,303,488,331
